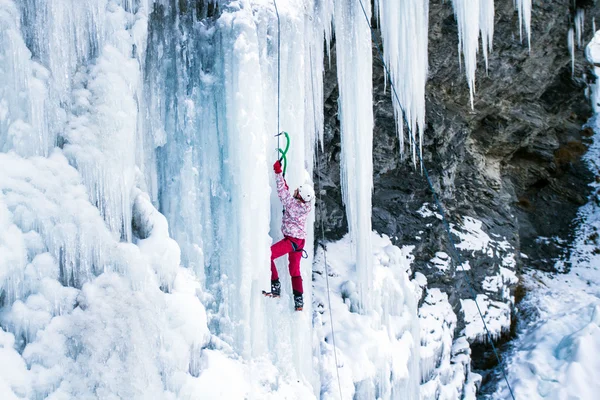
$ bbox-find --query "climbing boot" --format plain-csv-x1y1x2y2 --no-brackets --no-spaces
264,279,281,298
293,291,303,311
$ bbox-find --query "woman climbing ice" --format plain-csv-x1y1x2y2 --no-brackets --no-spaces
264,159,314,311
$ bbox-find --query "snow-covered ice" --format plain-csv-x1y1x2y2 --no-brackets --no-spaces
312,233,420,399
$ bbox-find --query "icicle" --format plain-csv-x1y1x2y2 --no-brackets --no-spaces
575,9,585,48
376,0,429,164
568,27,575,77
451,0,480,108
514,0,532,50
334,0,374,312
479,0,495,72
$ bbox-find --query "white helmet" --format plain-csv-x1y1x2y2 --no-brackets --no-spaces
297,184,315,202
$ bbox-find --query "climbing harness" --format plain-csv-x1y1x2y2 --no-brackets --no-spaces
288,237,309,259
356,0,516,398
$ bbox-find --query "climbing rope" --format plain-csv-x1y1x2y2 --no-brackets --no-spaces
356,1,517,398
310,46,344,400
273,0,281,153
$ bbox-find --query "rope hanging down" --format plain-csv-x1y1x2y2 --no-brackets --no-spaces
273,0,281,153
355,0,516,399
310,46,344,400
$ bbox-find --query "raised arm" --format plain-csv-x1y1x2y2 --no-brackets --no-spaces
275,172,294,209
273,160,293,208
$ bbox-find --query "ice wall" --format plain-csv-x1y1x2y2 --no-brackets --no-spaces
143,0,325,392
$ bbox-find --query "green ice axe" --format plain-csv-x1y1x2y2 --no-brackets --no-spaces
276,131,290,176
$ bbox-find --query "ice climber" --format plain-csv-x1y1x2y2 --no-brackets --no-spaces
266,159,314,311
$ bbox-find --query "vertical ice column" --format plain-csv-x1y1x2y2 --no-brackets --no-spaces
376,0,429,163
575,9,585,48
569,27,575,77
451,0,481,108
514,0,532,50
334,0,374,312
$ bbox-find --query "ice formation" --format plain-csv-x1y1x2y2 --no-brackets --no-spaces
376,0,429,162
514,0,532,50
312,234,421,399
450,0,496,108
450,0,534,106
479,0,495,71
575,9,585,48
334,0,374,312
452,0,482,108
569,27,576,77
419,289,480,400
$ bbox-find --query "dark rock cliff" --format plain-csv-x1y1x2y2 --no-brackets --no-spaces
315,0,598,392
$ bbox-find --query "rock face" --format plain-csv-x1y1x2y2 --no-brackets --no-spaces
315,0,598,392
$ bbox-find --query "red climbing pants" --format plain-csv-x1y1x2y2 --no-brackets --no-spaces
271,236,305,294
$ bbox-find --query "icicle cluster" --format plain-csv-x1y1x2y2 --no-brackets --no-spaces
514,0,532,50
451,0,483,108
376,0,429,163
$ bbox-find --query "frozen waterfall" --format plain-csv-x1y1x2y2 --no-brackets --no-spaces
0,0,542,398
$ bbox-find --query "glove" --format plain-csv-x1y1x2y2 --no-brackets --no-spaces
273,160,282,174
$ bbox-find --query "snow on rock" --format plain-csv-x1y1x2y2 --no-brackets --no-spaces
430,251,451,272
461,295,511,342
417,202,443,220
313,233,420,399
419,289,456,383
419,289,480,399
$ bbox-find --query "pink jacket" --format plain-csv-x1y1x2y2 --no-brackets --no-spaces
276,173,311,239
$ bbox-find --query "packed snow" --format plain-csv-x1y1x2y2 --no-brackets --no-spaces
312,233,420,399
419,289,480,399
491,112,600,399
